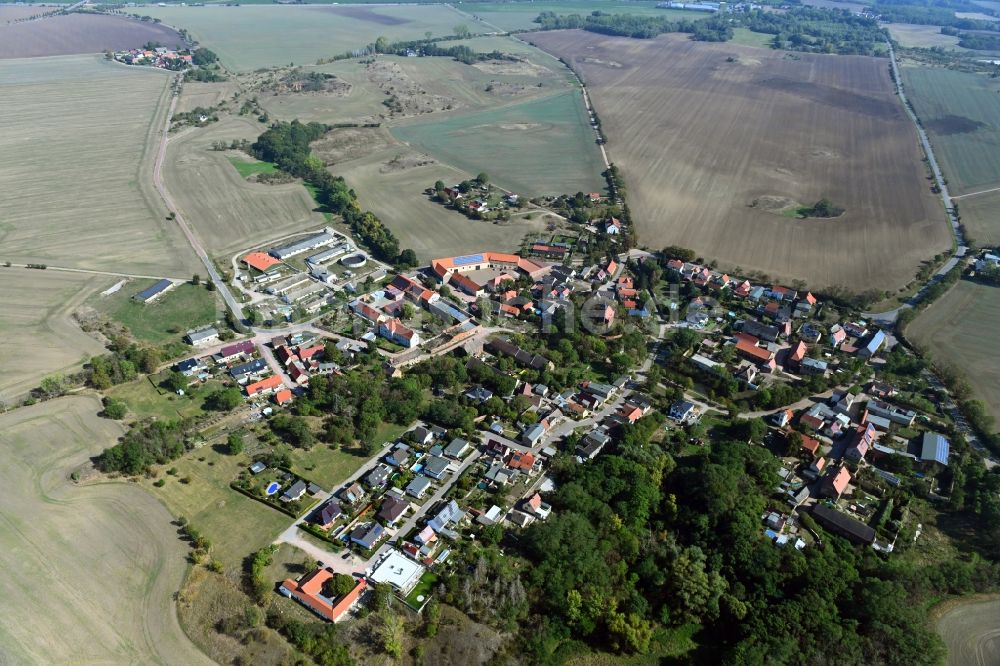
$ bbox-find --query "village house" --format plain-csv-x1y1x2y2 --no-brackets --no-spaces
820,465,852,499
279,568,367,622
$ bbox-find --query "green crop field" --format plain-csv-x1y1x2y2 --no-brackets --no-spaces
908,280,1000,423
0,55,198,276
228,156,277,177
902,66,1000,195
463,0,704,32
89,279,220,345
391,89,606,197
139,4,477,71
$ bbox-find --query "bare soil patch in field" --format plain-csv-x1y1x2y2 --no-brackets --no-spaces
0,269,107,403
0,13,183,59
934,596,1000,666
163,115,328,258
531,31,949,291
908,280,1000,423
0,396,211,665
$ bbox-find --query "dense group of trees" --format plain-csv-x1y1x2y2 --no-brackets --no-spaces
510,417,1000,662
97,419,195,475
876,0,999,31
250,120,410,263
534,7,886,55
534,10,731,41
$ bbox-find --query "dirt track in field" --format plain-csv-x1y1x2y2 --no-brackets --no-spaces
530,31,950,291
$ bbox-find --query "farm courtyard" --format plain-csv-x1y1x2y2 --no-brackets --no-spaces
529,31,951,292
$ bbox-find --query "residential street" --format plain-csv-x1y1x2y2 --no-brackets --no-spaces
274,442,483,575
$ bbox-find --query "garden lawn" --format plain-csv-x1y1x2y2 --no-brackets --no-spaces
92,280,220,345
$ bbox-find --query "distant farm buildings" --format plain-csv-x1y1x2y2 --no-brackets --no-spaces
269,230,338,260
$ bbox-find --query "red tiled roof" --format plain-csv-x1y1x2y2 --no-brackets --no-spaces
246,375,283,396
789,341,807,363
509,451,536,471
275,389,293,405
281,569,367,622
243,252,280,272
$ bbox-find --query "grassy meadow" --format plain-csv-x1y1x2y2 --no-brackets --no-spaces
908,280,1000,423
0,396,211,664
89,279,220,345
330,143,550,260
392,89,606,196
139,4,476,71
0,269,107,402
0,55,198,276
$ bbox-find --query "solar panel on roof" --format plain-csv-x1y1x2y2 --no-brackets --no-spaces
453,254,484,266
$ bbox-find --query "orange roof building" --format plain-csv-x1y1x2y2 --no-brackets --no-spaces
509,451,536,471
788,341,808,364
431,252,550,282
246,374,283,396
275,389,293,405
243,251,281,272
280,568,367,622
735,333,775,364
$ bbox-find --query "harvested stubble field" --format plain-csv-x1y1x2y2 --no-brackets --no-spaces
140,4,472,72
0,5,54,23
330,143,548,260
908,280,1000,423
531,31,950,291
0,269,107,402
934,596,1000,666
888,24,963,49
0,13,183,59
0,396,211,665
163,115,329,258
0,55,198,275
176,79,241,114
956,189,1000,247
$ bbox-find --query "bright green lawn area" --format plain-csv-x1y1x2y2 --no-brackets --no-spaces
143,444,293,568
287,445,371,490
106,375,225,421
730,27,774,48
901,66,1000,195
91,280,220,345
138,4,477,71
404,571,439,607
391,89,606,197
228,157,277,178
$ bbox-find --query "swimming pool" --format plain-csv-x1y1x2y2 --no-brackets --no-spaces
265,481,280,496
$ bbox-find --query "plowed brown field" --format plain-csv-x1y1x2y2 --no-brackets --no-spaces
0,13,183,59
529,31,950,291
